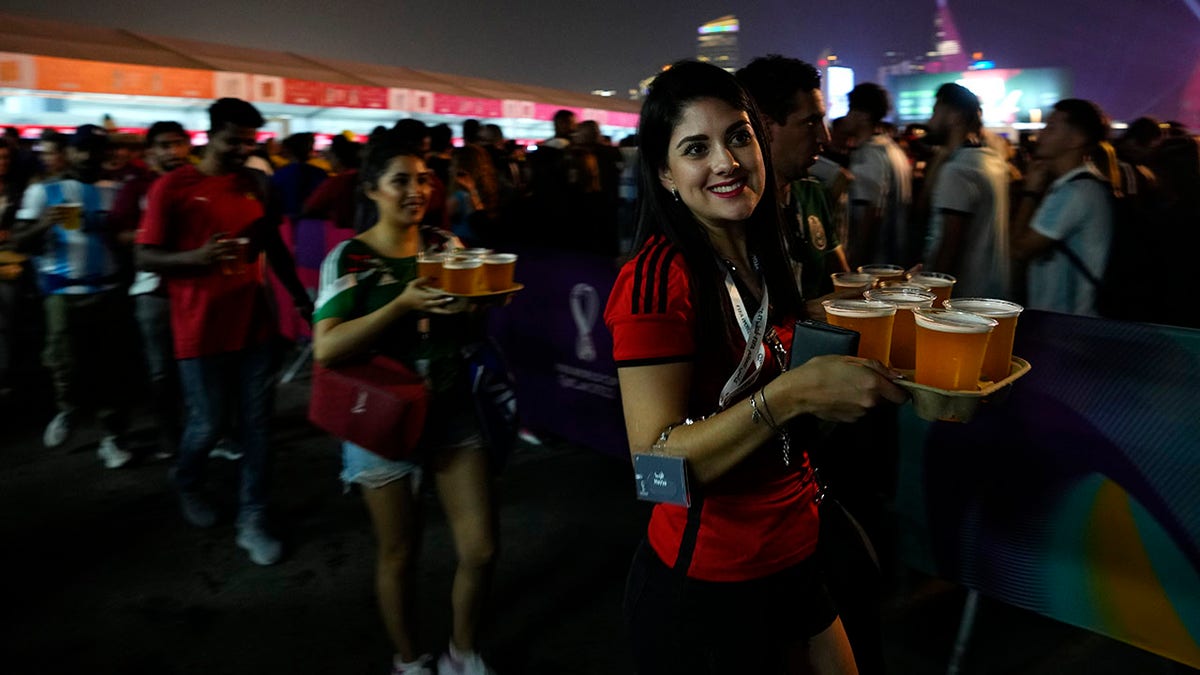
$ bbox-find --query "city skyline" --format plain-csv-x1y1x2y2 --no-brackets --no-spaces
1,0,1198,122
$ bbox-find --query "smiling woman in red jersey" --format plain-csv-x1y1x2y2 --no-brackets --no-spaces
604,60,908,675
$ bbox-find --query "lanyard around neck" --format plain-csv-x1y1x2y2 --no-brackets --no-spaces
718,265,769,409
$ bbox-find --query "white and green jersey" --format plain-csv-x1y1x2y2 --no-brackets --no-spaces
314,236,475,393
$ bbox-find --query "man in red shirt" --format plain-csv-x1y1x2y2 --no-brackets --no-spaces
136,98,312,566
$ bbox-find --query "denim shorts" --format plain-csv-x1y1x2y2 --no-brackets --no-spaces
340,391,484,491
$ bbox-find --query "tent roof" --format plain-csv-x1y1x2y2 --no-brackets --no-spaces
0,11,639,114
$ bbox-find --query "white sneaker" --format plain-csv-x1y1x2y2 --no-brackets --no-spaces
43,411,73,448
236,512,283,566
437,649,496,675
389,653,433,675
97,436,133,469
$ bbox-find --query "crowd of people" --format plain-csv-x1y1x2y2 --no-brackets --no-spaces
1,53,1198,675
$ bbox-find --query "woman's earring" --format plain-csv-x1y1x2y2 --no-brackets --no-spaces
671,187,681,202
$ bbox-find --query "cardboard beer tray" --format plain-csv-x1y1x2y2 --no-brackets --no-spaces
440,283,524,299
894,356,1031,423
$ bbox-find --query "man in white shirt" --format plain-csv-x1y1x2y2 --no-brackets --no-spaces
846,83,914,267
1012,99,1114,316
923,83,1013,299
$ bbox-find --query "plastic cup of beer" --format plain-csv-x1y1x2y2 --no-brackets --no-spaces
909,272,957,305
459,247,493,259
863,288,936,370
441,257,483,294
944,297,1024,383
831,272,876,294
482,253,517,292
912,308,998,391
59,202,83,231
219,237,251,275
417,252,445,288
879,280,932,293
823,299,898,365
858,264,906,286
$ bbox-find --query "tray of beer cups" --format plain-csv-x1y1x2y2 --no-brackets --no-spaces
418,249,523,308
824,294,1030,422
897,299,1031,422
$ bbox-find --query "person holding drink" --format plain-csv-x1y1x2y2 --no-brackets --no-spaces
312,131,498,675
605,60,907,674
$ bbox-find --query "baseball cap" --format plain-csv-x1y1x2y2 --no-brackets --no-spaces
69,124,109,152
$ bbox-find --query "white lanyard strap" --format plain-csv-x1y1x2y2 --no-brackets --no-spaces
719,270,769,408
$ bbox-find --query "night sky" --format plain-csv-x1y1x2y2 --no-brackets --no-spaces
4,0,1199,121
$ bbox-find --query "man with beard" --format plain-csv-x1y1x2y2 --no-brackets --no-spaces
13,124,135,468
923,83,1012,298
737,55,850,300
136,98,312,566
109,121,192,458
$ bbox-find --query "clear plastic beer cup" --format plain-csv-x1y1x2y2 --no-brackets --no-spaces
909,272,957,305
441,257,483,294
863,288,936,370
482,253,517,292
913,308,998,390
831,272,876,294
944,297,1024,382
59,202,83,231
857,264,906,286
822,299,898,365
417,252,445,288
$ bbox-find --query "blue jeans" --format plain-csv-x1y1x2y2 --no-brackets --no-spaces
173,343,274,516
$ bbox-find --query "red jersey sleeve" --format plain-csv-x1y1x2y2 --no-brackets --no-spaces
135,170,174,248
604,238,695,367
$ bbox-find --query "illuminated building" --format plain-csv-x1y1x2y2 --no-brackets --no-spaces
697,15,740,73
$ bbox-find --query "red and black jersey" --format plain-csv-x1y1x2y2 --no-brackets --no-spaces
604,235,820,582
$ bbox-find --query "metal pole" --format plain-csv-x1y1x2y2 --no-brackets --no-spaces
946,588,981,675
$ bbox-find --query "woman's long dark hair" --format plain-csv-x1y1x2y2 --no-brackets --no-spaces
633,60,805,366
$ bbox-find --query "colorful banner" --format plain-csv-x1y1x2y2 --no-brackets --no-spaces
489,247,627,458
31,55,213,98
432,93,503,118
283,79,388,109
896,311,1200,667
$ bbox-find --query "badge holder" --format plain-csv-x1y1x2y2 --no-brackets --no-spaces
632,453,691,507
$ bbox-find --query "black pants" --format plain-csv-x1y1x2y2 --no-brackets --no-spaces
624,541,837,675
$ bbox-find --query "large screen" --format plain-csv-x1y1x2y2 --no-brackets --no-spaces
891,68,1073,126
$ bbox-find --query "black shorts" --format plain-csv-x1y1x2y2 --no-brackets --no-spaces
624,540,838,674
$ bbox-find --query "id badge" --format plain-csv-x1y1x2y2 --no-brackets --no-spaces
632,453,691,507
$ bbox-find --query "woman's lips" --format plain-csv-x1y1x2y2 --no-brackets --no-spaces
707,179,746,199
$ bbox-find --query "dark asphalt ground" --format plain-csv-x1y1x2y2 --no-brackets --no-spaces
1,358,1195,675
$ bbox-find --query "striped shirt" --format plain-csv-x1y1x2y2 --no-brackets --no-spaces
17,179,120,295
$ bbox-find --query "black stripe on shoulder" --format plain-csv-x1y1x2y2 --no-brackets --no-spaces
641,243,670,314
655,247,679,314
614,355,693,368
631,238,668,315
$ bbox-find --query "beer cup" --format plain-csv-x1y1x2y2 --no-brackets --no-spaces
879,280,932,293
944,297,1024,382
913,308,998,391
909,272,957,305
822,299,898,365
864,288,936,370
482,253,517,292
441,257,483,294
59,202,83,231
857,264,906,286
417,252,445,288
219,237,251,275
831,272,876,294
